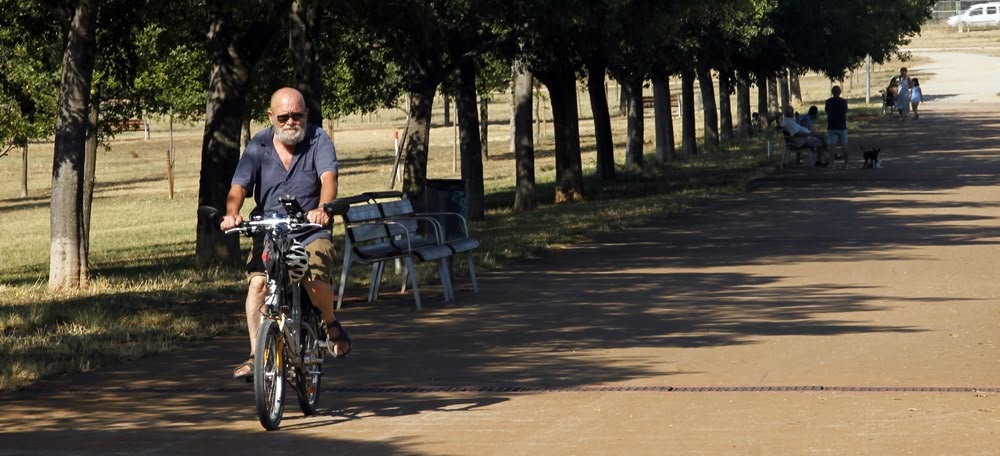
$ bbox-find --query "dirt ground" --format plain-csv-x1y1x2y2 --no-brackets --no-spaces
1,50,999,455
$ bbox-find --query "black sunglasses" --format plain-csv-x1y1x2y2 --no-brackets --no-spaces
274,112,305,124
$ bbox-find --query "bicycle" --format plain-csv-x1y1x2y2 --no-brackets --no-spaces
202,195,330,431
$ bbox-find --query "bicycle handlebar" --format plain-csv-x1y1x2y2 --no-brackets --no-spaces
198,194,324,238
224,217,323,237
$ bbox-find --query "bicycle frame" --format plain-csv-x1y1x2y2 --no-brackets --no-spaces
218,197,326,430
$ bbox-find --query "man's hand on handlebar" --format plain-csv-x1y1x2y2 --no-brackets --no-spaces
306,208,330,227
220,214,244,231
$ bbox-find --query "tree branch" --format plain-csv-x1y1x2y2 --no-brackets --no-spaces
0,143,14,159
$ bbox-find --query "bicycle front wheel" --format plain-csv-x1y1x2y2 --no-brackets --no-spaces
254,318,285,431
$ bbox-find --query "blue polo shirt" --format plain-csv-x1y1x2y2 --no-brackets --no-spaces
231,123,338,243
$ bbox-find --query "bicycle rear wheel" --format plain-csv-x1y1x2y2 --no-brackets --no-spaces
254,318,285,431
295,308,323,415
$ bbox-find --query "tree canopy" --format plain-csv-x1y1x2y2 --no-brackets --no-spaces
1,0,937,288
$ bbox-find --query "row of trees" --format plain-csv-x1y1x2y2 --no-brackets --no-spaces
0,0,935,290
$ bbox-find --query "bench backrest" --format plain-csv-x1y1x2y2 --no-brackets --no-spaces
376,199,422,239
342,203,390,244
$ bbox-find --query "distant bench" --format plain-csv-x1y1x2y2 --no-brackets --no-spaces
114,119,148,135
323,191,479,310
641,94,679,116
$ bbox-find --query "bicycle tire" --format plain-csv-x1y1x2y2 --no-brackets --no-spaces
255,318,285,431
295,308,323,415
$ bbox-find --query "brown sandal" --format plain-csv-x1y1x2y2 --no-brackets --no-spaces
232,355,254,380
324,320,352,358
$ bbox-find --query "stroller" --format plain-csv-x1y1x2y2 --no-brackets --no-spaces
880,83,897,117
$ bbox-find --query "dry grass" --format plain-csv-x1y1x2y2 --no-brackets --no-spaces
2,27,970,391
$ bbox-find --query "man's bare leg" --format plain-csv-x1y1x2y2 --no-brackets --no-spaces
245,274,267,354
234,274,267,378
303,278,351,357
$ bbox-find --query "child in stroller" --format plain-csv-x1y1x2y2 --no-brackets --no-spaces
881,81,898,117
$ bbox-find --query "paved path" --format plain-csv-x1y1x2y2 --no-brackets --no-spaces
2,52,999,455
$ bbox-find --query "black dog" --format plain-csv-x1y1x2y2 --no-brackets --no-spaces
861,145,881,169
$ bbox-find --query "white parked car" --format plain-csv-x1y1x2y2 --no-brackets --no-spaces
947,2,1000,31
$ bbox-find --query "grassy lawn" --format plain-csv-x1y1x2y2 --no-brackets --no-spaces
1,24,983,392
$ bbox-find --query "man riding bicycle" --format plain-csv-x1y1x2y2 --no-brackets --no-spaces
220,87,352,379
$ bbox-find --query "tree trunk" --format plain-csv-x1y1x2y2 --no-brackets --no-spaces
196,5,279,267
756,72,768,118
696,64,718,149
790,71,802,105
652,72,675,164
624,75,644,168
442,94,451,127
49,0,97,291
240,116,251,151
512,62,535,212
586,60,615,180
538,68,583,203
767,76,779,116
509,85,516,154
779,69,791,115
680,69,697,158
479,97,489,161
289,0,323,124
736,73,752,137
455,58,484,220
402,81,437,206
20,144,28,198
617,79,628,116
718,70,733,144
81,92,98,286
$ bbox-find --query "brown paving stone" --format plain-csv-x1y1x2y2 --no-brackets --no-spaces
1,51,999,455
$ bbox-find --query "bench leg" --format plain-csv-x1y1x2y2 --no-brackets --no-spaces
403,256,422,310
437,258,454,302
369,262,385,302
397,257,453,303
336,251,353,310
465,252,479,293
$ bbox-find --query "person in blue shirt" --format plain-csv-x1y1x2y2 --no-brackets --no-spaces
797,105,818,131
781,106,827,166
221,87,351,379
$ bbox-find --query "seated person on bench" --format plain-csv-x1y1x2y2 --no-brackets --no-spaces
797,105,820,131
781,106,827,166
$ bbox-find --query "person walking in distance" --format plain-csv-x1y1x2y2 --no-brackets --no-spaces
893,67,911,120
910,78,923,119
221,87,352,380
824,85,849,166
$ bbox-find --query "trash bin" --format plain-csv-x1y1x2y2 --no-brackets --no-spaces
423,179,468,241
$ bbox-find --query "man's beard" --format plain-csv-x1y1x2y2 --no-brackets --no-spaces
275,125,306,146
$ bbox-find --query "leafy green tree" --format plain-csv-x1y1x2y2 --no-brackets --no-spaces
0,2,61,196
133,25,208,125
289,0,323,124
508,0,594,203
133,19,209,199
335,1,452,208
768,0,935,78
606,0,681,168
319,14,406,119
196,0,289,267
